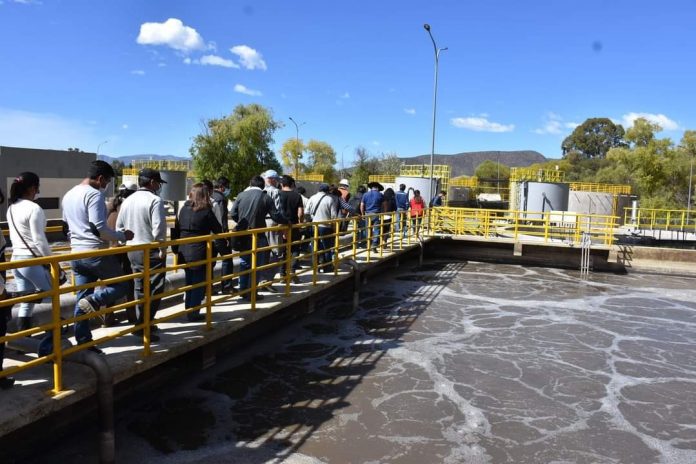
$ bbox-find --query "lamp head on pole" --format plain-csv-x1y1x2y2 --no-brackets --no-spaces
423,23,430,31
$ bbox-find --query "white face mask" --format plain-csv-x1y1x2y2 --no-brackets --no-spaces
100,181,111,194
33,192,41,200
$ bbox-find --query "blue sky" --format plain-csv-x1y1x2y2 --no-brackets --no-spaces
1,0,694,166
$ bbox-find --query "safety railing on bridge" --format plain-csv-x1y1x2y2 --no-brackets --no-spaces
622,207,696,232
428,206,618,246
0,211,425,394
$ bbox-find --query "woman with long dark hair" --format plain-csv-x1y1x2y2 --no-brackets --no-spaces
174,183,222,321
6,172,52,330
381,187,397,242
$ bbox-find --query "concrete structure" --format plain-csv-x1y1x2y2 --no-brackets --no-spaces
0,146,96,221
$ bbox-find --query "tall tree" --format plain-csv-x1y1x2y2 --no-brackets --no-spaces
474,160,510,180
377,152,402,176
279,138,304,177
562,117,627,159
190,104,282,195
305,140,337,183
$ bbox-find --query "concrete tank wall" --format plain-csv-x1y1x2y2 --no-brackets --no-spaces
521,182,569,219
568,191,614,216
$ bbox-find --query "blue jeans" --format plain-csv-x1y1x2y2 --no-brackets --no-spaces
11,255,51,317
396,209,408,236
128,251,166,325
214,239,235,289
239,233,268,293
184,266,206,314
314,226,334,269
368,215,381,247
72,254,129,344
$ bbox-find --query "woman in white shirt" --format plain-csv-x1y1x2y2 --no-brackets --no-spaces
7,172,52,331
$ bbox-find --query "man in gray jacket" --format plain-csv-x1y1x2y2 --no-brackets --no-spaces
116,168,167,342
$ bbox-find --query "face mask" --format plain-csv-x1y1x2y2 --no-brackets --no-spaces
34,192,41,200
100,181,111,194
223,188,231,197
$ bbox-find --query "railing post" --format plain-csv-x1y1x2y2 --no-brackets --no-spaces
251,232,258,310
352,217,358,258
142,248,151,356
312,225,318,285
334,221,340,275
50,260,63,394
366,217,373,262
205,238,213,329
285,225,292,295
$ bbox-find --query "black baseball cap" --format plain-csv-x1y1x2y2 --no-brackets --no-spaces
138,168,167,183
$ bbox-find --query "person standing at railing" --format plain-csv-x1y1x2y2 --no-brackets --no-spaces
211,177,235,293
116,168,168,343
231,175,288,301
0,188,14,389
105,183,138,326
349,185,367,248
361,181,384,252
295,186,311,255
382,188,397,243
174,183,222,322
430,190,446,207
306,183,339,273
63,160,134,354
6,172,53,331
395,183,410,238
278,175,303,283
260,170,283,290
409,189,426,235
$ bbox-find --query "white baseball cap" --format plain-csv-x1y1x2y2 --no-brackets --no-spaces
338,178,350,187
261,169,280,179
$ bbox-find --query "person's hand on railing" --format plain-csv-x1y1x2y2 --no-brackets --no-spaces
124,230,134,241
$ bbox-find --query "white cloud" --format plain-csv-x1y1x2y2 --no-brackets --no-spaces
199,54,239,68
533,113,578,135
130,69,145,76
451,116,514,133
183,57,192,65
122,124,128,130
340,92,350,99
157,62,166,67
234,84,262,96
230,45,267,70
0,107,98,151
372,140,380,147
404,108,416,115
12,0,43,4
136,18,205,53
622,112,679,130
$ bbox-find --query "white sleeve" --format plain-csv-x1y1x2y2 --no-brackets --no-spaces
29,206,52,256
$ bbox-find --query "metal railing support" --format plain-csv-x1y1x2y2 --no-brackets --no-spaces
344,259,361,313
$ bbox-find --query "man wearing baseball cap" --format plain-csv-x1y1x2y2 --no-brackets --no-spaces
116,168,168,342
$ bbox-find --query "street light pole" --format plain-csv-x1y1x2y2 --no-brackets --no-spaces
96,140,108,156
424,24,447,202
687,154,694,226
288,117,305,178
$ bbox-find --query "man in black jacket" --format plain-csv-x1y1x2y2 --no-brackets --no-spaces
211,177,234,292
231,175,287,300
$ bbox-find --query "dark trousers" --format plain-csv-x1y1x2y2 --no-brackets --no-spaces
214,239,234,290
128,251,165,325
184,266,206,316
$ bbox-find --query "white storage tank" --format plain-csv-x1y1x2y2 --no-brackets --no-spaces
521,182,569,219
395,176,439,204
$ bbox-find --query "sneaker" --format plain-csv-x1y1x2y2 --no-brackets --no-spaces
0,376,15,390
241,293,264,301
260,281,279,293
77,297,98,314
187,313,205,322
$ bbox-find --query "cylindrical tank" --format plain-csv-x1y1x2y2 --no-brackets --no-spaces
121,174,139,189
158,170,188,202
395,176,439,204
521,182,569,219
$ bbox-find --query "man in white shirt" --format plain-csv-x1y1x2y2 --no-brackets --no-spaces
261,169,282,288
306,184,339,272
116,168,167,342
63,161,134,353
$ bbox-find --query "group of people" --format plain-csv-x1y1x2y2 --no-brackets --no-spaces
0,160,446,388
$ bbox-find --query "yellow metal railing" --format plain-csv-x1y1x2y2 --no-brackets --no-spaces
296,173,324,182
570,182,631,195
450,176,478,188
367,175,396,184
510,167,565,183
623,208,696,232
0,211,424,394
429,207,618,246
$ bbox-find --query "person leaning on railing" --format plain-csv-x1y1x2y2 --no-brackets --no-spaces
7,172,53,331
409,189,426,235
116,168,168,343
278,175,304,283
173,183,222,322
360,181,384,252
63,160,135,355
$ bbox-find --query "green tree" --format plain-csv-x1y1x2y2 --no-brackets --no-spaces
377,152,402,176
562,117,627,159
190,104,282,195
474,160,510,180
305,139,337,182
279,138,304,177
351,147,377,192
